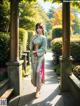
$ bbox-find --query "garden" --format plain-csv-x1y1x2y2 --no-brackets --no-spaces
0,0,80,81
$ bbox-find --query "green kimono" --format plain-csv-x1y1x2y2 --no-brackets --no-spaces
30,34,47,89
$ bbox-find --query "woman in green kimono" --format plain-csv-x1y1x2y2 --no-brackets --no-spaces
30,23,47,98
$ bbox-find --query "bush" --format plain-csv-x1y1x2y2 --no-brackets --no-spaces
51,35,80,62
27,31,34,50
52,40,62,55
19,28,28,58
51,38,62,64
0,32,10,67
73,65,80,80
71,42,80,61
0,29,30,66
0,2,10,32
52,26,62,39
0,29,29,66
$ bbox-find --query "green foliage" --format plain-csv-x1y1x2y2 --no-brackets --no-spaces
73,65,80,79
0,28,28,66
0,32,10,67
19,2,49,30
70,42,80,61
19,28,28,58
20,16,35,30
20,0,37,3
51,35,80,75
52,41,62,54
72,2,80,9
52,26,62,39
47,38,52,48
19,2,36,30
73,16,80,34
46,22,52,33
53,64,60,75
20,0,53,3
47,7,55,19
27,31,34,50
0,0,10,32
51,35,80,62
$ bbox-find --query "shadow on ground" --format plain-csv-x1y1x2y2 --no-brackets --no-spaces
9,86,59,106
9,52,79,106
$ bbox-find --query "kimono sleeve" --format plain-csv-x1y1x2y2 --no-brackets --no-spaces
37,36,47,57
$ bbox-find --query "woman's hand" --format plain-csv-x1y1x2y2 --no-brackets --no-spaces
33,51,37,56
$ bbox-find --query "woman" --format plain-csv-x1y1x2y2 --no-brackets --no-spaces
30,23,47,98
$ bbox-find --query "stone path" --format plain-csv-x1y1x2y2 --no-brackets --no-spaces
9,52,78,106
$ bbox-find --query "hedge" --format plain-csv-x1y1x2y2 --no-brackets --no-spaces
19,28,28,58
52,26,62,39
0,28,28,66
73,65,80,80
0,32,10,67
51,35,80,62
0,29,34,66
51,35,80,76
27,31,34,50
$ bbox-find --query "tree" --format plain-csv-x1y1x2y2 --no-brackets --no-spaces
52,8,62,26
48,5,75,34
0,0,10,32
19,1,49,30
74,16,80,34
19,2,37,30
47,7,55,19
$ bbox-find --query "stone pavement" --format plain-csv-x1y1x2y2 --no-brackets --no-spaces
9,52,78,106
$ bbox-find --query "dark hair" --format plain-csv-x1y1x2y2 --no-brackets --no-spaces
36,23,44,35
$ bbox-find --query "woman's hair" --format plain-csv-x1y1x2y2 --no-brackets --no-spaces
36,23,44,35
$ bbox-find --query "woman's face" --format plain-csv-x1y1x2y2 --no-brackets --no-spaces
37,26,43,35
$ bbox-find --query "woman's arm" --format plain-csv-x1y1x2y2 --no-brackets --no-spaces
30,37,37,57
37,37,47,57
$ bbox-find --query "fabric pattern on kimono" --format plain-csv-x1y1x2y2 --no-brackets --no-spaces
30,34,47,89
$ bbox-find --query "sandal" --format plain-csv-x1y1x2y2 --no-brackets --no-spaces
35,91,40,98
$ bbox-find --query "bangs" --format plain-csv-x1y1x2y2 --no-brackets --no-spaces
36,23,44,29
36,23,44,35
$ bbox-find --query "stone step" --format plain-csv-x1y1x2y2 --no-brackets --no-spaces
0,79,9,96
0,88,14,99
